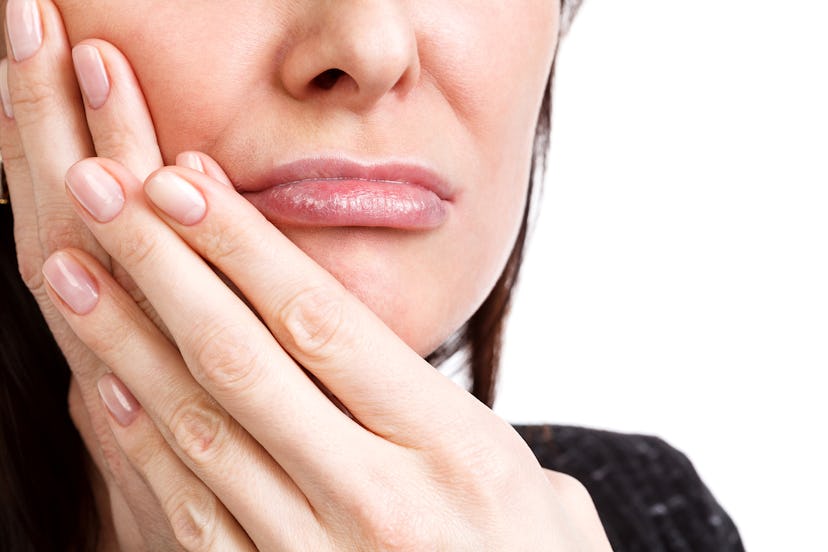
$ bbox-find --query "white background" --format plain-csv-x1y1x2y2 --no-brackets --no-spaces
492,1,827,550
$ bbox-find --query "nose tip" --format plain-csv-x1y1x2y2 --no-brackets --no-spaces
280,3,421,112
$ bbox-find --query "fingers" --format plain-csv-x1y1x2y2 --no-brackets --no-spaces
5,42,151,551
70,37,170,333
143,161,488,448
3,0,102,261
44,247,327,550
72,38,162,181
69,377,173,552
59,157,391,498
3,9,170,546
97,374,257,552
176,151,233,188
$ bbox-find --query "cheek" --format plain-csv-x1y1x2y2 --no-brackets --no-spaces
58,1,271,158
424,4,559,314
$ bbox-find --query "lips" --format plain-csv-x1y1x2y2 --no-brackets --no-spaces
238,158,453,230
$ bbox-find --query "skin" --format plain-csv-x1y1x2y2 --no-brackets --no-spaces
51,0,557,355
1,0,612,549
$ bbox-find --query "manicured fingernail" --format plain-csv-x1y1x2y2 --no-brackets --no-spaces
97,373,141,427
176,152,233,188
42,252,99,314
6,0,43,62
72,44,110,109
0,59,13,118
65,161,125,222
144,171,206,226
178,152,206,174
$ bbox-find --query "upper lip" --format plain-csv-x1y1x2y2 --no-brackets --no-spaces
237,157,455,200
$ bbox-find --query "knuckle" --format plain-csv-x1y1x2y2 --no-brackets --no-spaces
16,243,44,293
112,228,159,268
0,148,26,168
356,494,433,552
8,78,61,120
88,126,134,161
168,395,232,469
39,217,87,254
98,431,135,481
547,471,593,505
280,285,349,361
437,437,514,486
187,322,266,393
329,473,438,552
165,488,219,552
0,128,21,151
198,220,248,266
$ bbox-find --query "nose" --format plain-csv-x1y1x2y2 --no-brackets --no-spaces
280,1,421,113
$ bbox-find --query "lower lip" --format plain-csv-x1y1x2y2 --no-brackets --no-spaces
243,179,449,229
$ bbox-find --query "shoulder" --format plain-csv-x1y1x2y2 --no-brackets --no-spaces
513,424,745,552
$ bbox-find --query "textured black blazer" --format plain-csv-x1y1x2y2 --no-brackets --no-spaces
515,425,745,551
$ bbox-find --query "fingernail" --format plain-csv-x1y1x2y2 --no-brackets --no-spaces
65,161,125,222
97,373,141,427
176,151,233,188
42,252,99,314
178,152,206,174
144,171,206,226
72,44,110,109
0,59,13,118
6,0,43,62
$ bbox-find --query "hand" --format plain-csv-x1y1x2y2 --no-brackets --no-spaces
1,1,194,548
43,152,612,549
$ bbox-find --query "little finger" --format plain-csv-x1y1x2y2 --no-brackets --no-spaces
97,373,257,552
69,376,175,552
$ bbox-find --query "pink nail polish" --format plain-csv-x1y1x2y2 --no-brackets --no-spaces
97,373,141,427
42,252,99,315
65,161,125,222
72,45,110,109
0,59,13,118
6,0,43,62
144,171,207,226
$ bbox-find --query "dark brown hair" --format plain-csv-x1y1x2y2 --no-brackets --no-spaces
0,3,581,549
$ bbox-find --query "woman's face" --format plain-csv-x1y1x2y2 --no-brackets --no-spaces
48,1,560,355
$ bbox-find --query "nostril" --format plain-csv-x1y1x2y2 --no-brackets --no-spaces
312,68,345,90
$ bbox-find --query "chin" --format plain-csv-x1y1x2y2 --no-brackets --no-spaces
280,226,461,358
